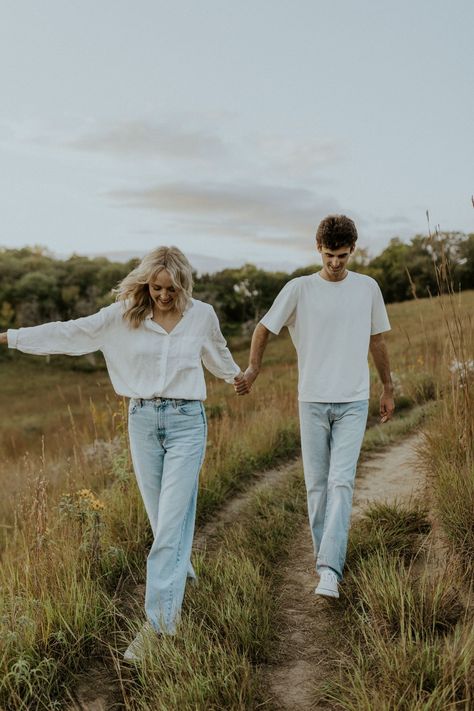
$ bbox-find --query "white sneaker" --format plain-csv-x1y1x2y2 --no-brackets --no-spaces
315,568,339,598
123,622,157,661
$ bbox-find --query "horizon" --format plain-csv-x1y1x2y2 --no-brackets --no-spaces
1,220,471,275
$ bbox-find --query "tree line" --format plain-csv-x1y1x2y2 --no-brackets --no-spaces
0,232,473,336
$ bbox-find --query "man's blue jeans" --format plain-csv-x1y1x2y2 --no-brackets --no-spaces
128,397,207,634
299,400,369,580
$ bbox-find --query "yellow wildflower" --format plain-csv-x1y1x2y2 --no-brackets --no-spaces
90,499,105,511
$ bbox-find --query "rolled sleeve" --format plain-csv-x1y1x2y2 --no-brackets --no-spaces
7,329,19,349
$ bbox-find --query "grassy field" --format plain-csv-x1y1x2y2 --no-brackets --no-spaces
3,289,472,514
0,289,472,709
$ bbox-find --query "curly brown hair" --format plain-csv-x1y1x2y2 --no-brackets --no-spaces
315,214,358,250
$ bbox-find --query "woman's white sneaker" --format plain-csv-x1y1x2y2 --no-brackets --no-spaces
123,622,157,661
314,569,339,598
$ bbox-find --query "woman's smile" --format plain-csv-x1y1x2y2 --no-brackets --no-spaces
149,270,179,312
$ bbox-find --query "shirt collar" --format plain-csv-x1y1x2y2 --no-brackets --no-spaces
145,298,194,320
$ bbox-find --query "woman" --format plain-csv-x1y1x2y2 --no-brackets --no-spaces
0,246,248,660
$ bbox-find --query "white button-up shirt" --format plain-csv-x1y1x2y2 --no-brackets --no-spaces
7,299,241,400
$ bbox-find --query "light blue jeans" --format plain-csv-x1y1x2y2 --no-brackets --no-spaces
299,400,369,580
128,397,207,634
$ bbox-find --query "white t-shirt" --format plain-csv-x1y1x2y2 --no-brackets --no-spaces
260,271,391,402
7,299,241,400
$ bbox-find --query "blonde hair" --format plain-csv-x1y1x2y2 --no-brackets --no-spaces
115,246,194,328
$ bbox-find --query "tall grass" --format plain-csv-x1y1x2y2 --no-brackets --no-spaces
418,394,474,561
415,222,474,561
324,225,474,710
325,503,474,710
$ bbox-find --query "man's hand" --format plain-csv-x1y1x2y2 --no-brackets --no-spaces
233,366,260,395
233,323,269,396
243,366,260,392
233,371,251,396
370,334,395,424
380,390,395,423
0,333,7,346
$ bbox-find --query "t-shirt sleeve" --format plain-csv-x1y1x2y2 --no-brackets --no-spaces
371,281,391,335
260,279,299,335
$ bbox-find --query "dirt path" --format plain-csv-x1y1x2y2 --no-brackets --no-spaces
261,432,425,711
194,456,301,550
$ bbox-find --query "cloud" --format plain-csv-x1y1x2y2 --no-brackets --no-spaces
67,120,228,160
106,180,343,252
1,113,346,255
249,135,344,179
65,118,343,180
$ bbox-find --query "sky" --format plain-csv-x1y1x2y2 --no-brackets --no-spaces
0,0,473,272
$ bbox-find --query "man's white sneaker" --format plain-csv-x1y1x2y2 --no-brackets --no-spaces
315,569,339,598
123,621,157,661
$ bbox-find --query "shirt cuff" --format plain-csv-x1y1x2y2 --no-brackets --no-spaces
224,363,242,384
7,329,19,348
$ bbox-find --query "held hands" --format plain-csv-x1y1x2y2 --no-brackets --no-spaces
380,390,395,423
233,366,259,396
233,371,251,396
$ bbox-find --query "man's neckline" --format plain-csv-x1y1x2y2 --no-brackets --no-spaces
316,270,351,284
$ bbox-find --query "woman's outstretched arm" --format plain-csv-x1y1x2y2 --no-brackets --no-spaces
2,303,119,356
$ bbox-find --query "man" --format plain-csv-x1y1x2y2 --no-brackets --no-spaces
241,215,394,598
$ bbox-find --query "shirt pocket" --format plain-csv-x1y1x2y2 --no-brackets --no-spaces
175,336,201,369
